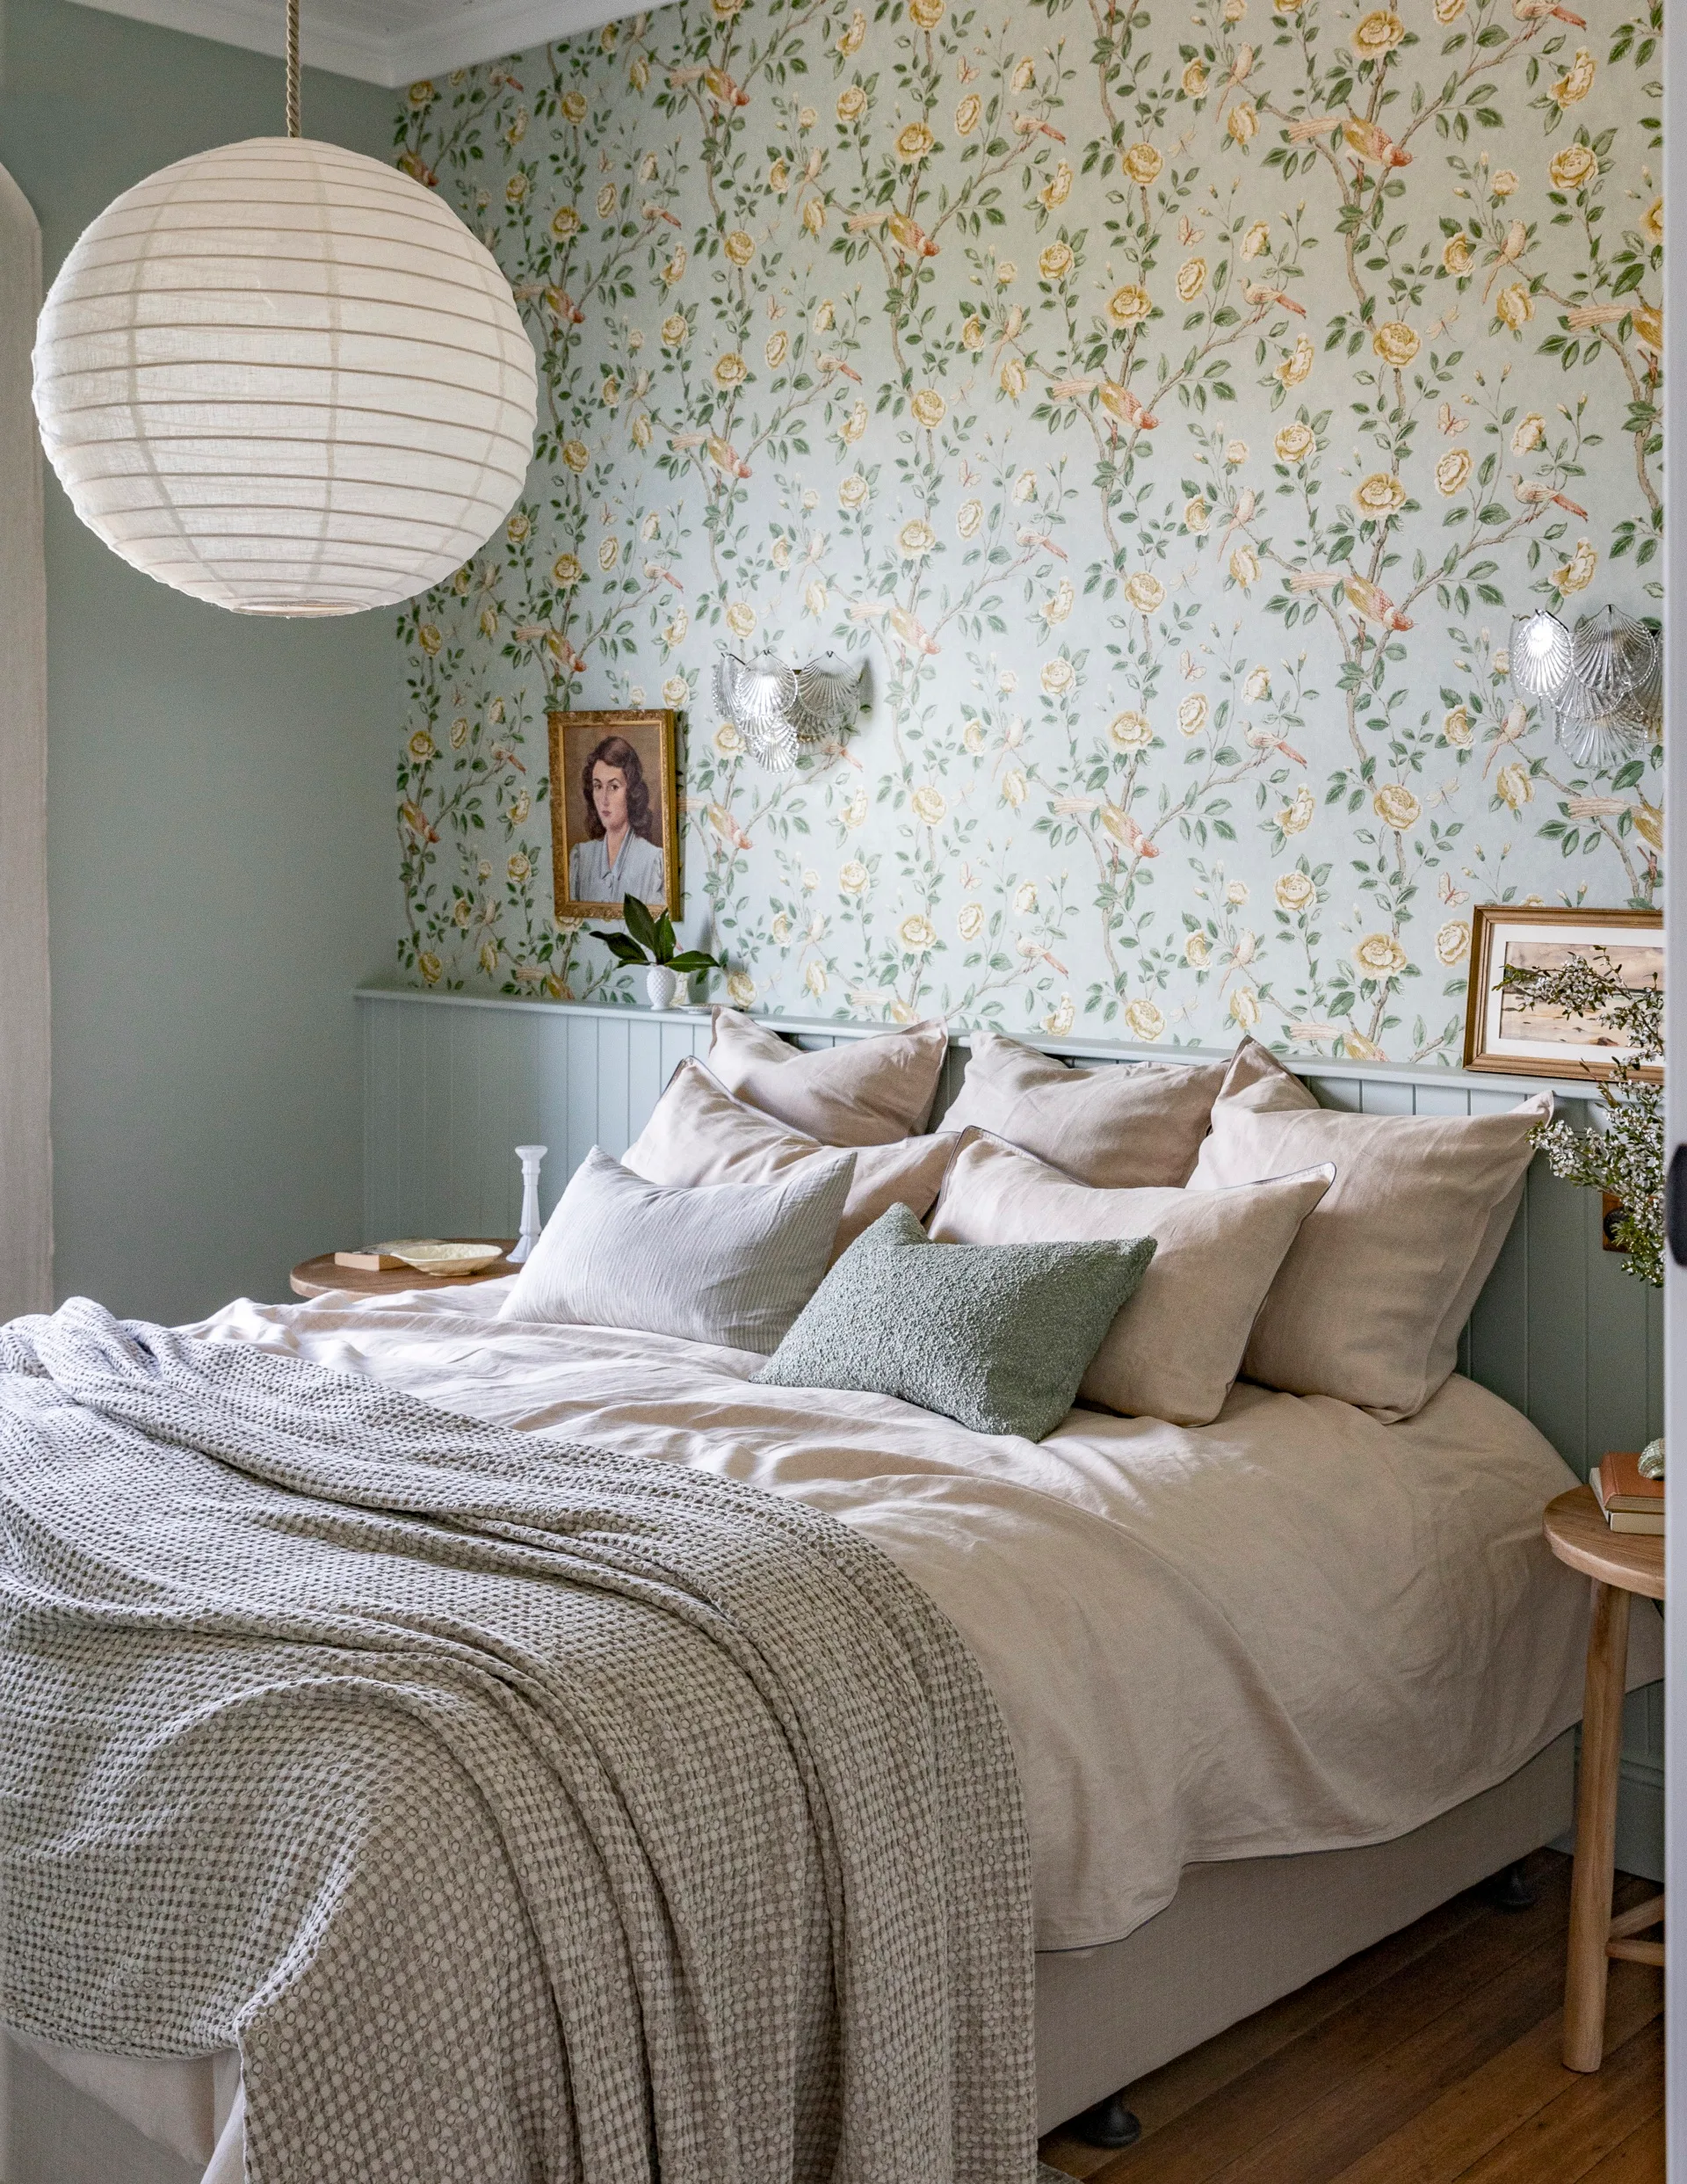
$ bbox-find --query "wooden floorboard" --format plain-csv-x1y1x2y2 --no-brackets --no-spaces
1579,2113,1668,2183
1039,1853,1664,2184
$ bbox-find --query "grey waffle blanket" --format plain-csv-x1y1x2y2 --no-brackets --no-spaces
0,1300,1034,2183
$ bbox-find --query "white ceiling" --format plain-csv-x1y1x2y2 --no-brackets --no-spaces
66,0,627,87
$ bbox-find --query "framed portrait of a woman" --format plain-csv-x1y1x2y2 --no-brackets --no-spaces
547,709,680,920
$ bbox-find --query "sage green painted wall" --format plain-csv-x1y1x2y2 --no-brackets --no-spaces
0,0,401,1324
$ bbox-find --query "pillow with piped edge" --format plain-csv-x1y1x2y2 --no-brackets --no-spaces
625,1058,954,1257
755,1202,1155,1442
708,1007,948,1145
499,1143,855,1354
930,1128,1334,1426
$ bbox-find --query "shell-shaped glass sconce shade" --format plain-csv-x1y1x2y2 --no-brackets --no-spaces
1509,609,1575,702
792,653,864,740
715,644,865,768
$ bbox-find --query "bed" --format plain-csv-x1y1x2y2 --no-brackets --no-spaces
4,1273,1660,2183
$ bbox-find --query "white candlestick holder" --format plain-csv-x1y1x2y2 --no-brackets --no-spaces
510,1143,547,1264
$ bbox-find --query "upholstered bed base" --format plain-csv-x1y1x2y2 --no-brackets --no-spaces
0,2040,232,2184
1,1733,1575,2180
1033,1730,1575,2132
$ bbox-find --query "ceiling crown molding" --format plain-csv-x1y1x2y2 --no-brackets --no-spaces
64,0,626,88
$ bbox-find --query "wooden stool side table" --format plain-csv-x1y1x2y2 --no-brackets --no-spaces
1542,1484,1664,2073
290,1241,520,1300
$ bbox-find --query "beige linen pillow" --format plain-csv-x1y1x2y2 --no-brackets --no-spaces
938,1032,1293,1188
930,1129,1334,1426
626,1059,954,1253
1188,1089,1552,1421
708,1009,947,1145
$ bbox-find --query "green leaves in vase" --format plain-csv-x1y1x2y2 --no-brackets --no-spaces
591,894,722,976
1497,948,1664,1287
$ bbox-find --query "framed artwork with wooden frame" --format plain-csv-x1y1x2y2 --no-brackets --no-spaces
1461,903,1663,1082
547,708,680,922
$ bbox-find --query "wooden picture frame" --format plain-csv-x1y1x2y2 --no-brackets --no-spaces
547,708,679,921
1461,903,1663,1081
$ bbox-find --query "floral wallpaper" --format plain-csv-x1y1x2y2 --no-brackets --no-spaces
391,0,1662,1062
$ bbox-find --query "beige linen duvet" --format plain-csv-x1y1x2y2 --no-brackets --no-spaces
191,1278,1656,1954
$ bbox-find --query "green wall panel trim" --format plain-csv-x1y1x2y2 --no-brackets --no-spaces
1,0,402,1324
353,984,1646,1094
357,988,1665,1467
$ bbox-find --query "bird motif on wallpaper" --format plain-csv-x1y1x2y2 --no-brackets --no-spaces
1243,281,1307,316
1099,804,1160,860
1098,381,1160,430
389,0,1662,1052
708,438,753,480
888,608,940,657
1285,113,1411,169
1217,489,1257,554
1343,577,1414,633
667,63,750,108
1482,702,1532,777
1514,477,1589,518
1245,725,1308,766
1482,222,1531,301
889,213,940,261
848,208,941,260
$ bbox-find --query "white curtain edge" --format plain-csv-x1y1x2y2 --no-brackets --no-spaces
0,161,54,1317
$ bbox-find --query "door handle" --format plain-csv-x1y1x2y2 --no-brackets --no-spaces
1669,1144,1687,1268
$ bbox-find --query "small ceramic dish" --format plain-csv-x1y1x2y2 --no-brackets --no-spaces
379,1240,506,1278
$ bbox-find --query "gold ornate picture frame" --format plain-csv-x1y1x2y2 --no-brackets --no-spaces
547,708,680,922
1462,903,1663,1082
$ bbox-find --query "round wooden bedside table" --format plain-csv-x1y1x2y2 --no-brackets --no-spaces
290,1241,519,1300
1543,1483,1664,2072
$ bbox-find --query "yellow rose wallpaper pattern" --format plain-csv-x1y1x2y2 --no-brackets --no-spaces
392,0,1662,1062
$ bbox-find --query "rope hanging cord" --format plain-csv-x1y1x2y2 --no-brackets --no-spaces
286,0,301,137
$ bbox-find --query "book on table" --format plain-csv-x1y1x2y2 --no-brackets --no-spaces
1592,1452,1664,1535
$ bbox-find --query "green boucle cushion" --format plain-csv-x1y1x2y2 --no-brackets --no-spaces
754,1203,1156,1442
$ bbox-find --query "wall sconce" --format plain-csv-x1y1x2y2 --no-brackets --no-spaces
713,649,865,770
1510,606,1661,772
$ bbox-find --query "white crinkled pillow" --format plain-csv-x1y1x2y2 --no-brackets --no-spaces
499,1144,855,1353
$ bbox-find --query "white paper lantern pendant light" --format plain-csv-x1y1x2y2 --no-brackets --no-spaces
32,0,538,616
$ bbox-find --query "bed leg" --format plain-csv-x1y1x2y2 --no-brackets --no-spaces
1067,2091,1142,2150
1485,1860,1538,1911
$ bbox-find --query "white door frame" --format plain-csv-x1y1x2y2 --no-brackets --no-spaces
1665,0,1683,2165
0,162,52,1317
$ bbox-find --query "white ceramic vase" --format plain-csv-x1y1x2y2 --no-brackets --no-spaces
645,965,681,1010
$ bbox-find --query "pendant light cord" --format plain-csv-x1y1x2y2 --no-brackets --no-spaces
286,0,301,136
